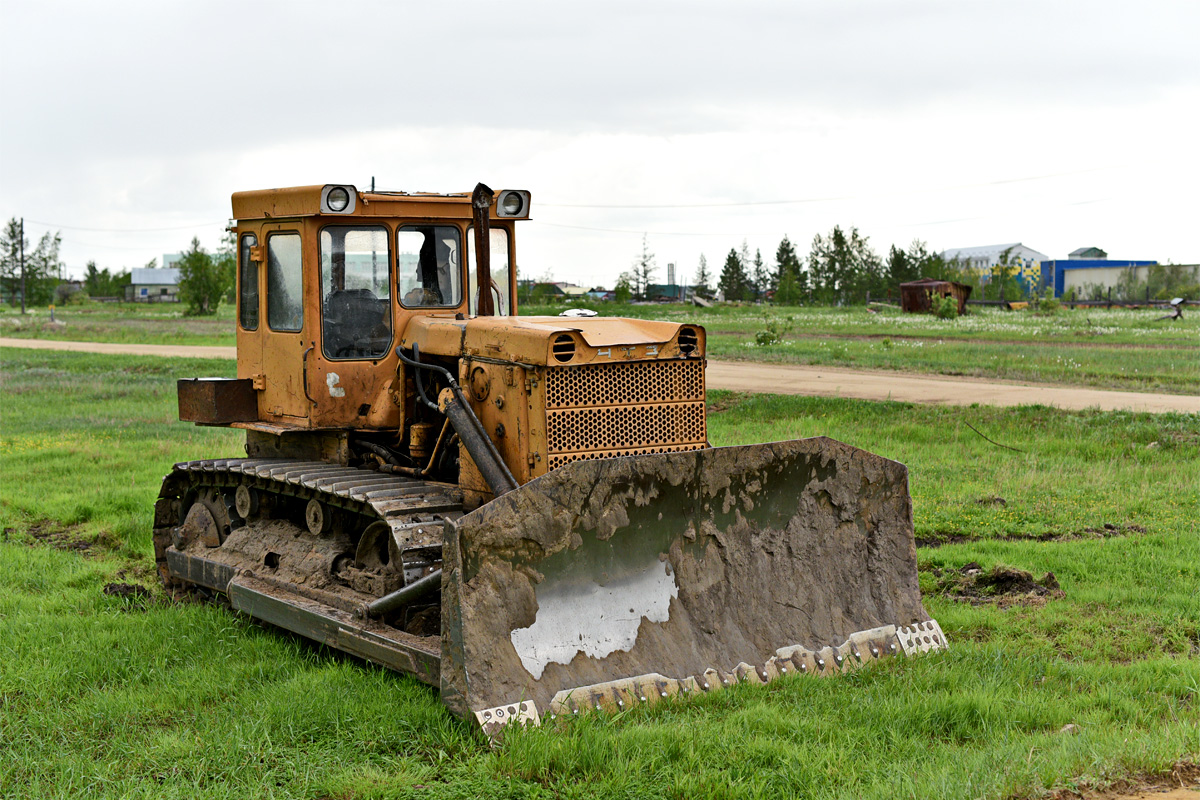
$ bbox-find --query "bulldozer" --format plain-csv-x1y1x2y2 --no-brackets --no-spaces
157,182,946,736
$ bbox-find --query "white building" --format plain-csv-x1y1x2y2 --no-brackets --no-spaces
941,243,1048,272
126,267,181,302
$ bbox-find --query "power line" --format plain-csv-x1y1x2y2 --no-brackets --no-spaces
24,219,226,233
532,220,773,237
539,166,1115,209
541,196,851,210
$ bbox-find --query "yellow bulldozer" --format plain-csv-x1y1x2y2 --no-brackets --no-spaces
157,183,945,736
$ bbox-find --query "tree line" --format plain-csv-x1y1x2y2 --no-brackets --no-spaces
704,226,959,305
1,214,234,316
1,218,63,306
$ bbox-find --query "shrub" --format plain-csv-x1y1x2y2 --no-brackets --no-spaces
934,294,958,319
754,316,793,346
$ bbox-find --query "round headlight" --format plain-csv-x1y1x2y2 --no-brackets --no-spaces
327,187,350,212
501,192,524,216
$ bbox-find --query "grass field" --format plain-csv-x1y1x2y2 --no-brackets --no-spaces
4,300,1197,393
2,346,1197,799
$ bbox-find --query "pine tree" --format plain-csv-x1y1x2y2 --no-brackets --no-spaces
773,235,803,304
719,248,750,301
694,254,712,298
753,248,770,300
808,226,880,305
631,235,657,300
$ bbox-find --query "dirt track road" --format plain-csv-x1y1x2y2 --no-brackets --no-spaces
3,337,1197,414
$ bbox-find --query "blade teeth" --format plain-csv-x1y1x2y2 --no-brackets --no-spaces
733,662,762,685
895,619,949,656
535,620,946,733
475,700,540,739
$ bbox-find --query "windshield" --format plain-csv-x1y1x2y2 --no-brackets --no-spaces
397,226,463,307
319,226,391,359
467,227,513,315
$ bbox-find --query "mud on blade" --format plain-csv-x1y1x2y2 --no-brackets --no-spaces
440,438,945,730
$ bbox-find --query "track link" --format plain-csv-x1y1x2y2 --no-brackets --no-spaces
153,457,463,587
151,458,463,683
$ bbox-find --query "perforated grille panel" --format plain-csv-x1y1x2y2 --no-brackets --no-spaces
545,360,704,409
542,360,708,472
546,402,705,454
547,443,707,472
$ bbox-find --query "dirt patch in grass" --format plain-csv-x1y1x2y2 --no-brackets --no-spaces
927,562,1065,607
707,392,750,414
102,581,154,609
4,520,121,555
1030,759,1200,800
916,523,1146,549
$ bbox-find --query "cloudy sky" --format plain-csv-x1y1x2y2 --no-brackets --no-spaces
2,0,1197,287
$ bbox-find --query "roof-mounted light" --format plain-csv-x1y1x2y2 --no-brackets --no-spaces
496,190,530,218
321,184,357,214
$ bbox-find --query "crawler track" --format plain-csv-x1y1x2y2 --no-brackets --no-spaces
151,458,465,682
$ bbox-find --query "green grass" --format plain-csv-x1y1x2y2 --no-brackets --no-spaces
1,347,1198,799
0,302,237,347
5,300,1197,392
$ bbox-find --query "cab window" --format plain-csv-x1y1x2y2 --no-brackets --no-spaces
396,226,462,307
467,227,513,315
319,226,391,360
238,233,259,330
266,232,303,332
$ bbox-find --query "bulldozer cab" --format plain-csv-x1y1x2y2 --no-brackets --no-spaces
228,184,524,428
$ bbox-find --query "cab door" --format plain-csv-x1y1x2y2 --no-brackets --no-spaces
235,228,264,389
258,224,312,423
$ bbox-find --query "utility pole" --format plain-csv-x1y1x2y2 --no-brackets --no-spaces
19,217,25,315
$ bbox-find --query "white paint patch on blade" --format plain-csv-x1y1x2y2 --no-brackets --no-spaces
326,372,345,397
510,559,678,679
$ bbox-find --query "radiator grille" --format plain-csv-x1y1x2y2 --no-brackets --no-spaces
545,359,704,409
546,401,706,454
542,360,708,471
547,443,707,472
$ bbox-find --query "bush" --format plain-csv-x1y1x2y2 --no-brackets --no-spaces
934,294,958,319
754,316,793,346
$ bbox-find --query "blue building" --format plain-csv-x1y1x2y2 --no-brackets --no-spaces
1039,247,1156,297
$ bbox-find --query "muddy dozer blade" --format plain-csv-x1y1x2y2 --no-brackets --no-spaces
440,437,946,734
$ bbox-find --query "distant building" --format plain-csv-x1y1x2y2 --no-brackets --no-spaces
1040,246,1156,297
646,283,690,301
900,278,972,315
942,243,1048,294
126,267,181,302
532,282,590,298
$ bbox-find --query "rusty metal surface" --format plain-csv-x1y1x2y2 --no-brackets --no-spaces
440,437,931,720
900,279,972,315
154,458,462,596
177,378,257,424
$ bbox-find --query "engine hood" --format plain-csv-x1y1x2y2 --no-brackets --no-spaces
400,315,704,366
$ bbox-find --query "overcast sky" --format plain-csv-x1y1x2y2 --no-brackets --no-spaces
2,0,1197,286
